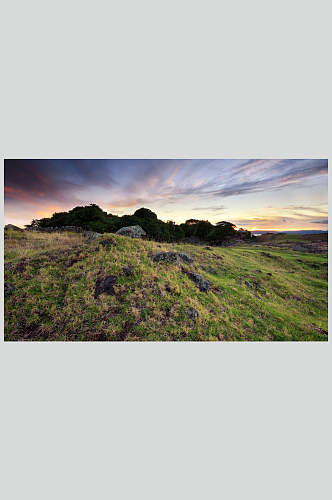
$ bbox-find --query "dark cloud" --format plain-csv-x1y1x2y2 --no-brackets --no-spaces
311,219,328,224
4,158,328,227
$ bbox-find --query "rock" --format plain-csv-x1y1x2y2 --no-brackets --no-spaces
84,231,102,242
261,251,274,258
116,225,146,238
94,275,117,298
185,307,199,320
4,282,15,296
245,280,265,292
152,251,193,264
177,252,193,263
153,252,179,263
99,238,115,248
309,324,328,335
123,265,134,276
4,224,24,232
293,244,310,252
183,269,210,292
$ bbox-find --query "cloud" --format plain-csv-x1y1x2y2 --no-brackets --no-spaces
191,205,226,211
311,219,328,224
4,158,328,227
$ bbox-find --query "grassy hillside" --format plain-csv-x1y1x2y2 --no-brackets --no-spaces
4,230,328,341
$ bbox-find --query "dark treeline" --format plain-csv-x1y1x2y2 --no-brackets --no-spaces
26,204,253,243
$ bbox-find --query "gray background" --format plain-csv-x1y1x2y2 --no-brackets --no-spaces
1,1,330,499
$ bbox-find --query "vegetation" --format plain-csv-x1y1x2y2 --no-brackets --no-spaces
25,204,251,243
4,229,328,341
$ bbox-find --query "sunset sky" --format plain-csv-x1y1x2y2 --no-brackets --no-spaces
4,159,328,231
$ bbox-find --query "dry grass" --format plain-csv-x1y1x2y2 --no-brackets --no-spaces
4,229,85,261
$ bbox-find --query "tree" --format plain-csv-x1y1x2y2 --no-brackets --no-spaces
133,208,157,220
208,221,237,243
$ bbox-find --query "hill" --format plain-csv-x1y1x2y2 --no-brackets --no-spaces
254,230,327,235
4,229,328,341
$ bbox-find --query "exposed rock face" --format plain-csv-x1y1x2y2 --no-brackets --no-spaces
115,225,146,238
94,275,117,298
182,269,210,292
4,224,24,232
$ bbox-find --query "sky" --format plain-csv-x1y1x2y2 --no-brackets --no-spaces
4,159,328,231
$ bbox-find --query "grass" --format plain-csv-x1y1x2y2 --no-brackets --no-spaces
4,230,328,341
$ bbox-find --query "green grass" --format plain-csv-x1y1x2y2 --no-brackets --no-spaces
4,230,328,341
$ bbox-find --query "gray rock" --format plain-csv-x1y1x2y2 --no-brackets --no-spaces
84,231,102,242
183,269,210,292
185,307,199,320
153,251,193,264
94,275,118,298
177,252,193,263
116,225,146,238
153,252,179,263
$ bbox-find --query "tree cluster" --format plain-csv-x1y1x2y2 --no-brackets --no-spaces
25,204,252,243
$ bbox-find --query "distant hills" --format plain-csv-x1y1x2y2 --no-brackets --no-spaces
254,230,328,235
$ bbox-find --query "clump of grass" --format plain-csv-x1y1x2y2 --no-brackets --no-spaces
4,230,328,341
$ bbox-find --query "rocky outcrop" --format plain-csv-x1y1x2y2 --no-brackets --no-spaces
94,275,117,298
182,269,210,292
153,252,179,263
177,252,193,263
115,225,146,238
152,251,193,264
